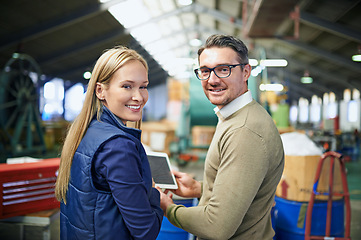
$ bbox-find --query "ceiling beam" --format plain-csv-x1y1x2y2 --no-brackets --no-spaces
300,11,361,43
284,70,334,94
265,67,330,97
194,2,243,29
0,0,126,51
142,24,223,49
243,0,263,37
38,28,128,66
277,38,361,73
129,2,242,31
263,46,357,89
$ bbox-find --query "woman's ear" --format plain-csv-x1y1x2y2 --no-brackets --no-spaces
95,82,104,100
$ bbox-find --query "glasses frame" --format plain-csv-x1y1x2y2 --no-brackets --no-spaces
194,63,247,81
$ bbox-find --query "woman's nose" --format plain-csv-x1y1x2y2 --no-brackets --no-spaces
132,90,143,101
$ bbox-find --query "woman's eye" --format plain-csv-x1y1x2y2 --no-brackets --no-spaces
140,86,148,90
122,84,131,89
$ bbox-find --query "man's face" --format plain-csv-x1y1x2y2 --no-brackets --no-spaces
199,47,250,109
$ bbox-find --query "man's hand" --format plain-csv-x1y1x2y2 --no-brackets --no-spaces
168,170,202,199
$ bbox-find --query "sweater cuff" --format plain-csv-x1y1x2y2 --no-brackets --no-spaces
166,204,184,228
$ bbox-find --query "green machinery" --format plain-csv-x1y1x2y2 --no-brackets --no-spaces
170,76,218,165
0,53,46,163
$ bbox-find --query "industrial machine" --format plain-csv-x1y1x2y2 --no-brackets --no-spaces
0,53,46,163
169,76,218,165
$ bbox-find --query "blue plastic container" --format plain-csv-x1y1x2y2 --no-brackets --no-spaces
156,198,196,240
273,196,344,240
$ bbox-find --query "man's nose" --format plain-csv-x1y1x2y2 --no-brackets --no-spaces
207,70,221,84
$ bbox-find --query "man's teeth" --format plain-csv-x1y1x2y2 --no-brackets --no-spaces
212,89,224,92
127,105,140,109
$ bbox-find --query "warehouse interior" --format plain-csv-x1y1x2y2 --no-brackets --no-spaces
0,0,360,239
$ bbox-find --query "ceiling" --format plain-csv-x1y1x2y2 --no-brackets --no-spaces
1,0,361,103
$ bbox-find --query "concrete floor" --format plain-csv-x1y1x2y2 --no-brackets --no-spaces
0,157,359,239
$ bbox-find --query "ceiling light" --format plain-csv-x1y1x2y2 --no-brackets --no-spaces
259,59,288,67
301,77,313,84
259,83,284,92
352,45,361,62
249,59,258,66
178,0,193,6
83,71,92,80
323,93,329,104
343,89,351,101
108,0,151,28
251,66,262,77
189,38,202,47
352,55,361,62
353,89,360,100
301,70,313,84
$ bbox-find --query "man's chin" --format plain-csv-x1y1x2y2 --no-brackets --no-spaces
208,97,226,106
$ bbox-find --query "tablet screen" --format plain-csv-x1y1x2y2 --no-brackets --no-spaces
147,152,178,189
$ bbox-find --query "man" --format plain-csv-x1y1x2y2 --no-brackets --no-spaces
159,34,284,239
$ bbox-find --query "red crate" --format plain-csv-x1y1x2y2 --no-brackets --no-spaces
0,158,60,219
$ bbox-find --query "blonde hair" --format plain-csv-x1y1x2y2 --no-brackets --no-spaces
55,46,148,203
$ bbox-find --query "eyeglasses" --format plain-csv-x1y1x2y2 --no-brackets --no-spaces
194,63,247,80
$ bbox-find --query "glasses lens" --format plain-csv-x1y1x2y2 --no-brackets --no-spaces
214,65,231,78
196,68,210,80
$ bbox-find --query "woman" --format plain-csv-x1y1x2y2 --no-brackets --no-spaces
55,46,163,239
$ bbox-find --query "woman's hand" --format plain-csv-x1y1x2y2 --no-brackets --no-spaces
156,187,174,214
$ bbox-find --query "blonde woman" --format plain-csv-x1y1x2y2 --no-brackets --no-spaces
55,46,163,239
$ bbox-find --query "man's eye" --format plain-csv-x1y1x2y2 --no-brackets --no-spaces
201,69,210,74
219,67,229,72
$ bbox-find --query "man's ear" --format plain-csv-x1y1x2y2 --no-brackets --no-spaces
243,64,251,80
95,82,104,100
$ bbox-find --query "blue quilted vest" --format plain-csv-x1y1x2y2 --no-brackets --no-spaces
60,108,151,239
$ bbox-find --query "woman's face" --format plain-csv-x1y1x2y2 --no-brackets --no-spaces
96,60,149,124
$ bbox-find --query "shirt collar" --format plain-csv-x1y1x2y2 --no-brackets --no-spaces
214,90,253,121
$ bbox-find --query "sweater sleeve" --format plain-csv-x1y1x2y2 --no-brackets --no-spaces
166,127,269,239
93,136,163,240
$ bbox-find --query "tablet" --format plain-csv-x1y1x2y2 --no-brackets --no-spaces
147,151,178,189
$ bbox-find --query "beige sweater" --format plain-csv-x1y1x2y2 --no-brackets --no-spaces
166,100,284,239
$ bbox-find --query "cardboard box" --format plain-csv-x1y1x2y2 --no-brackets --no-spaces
191,126,216,146
141,121,176,155
276,155,342,202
